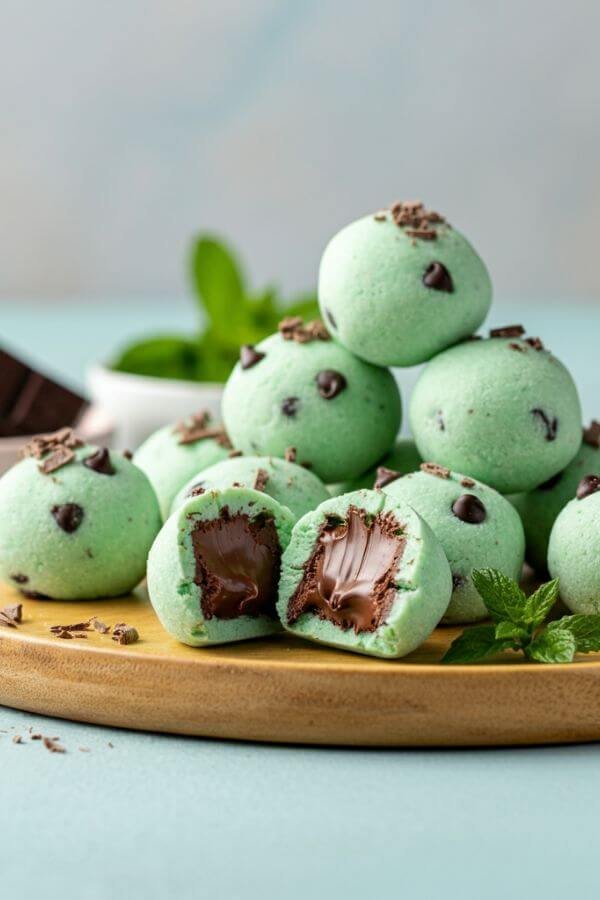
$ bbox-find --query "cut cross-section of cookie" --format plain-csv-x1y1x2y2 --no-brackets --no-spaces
147,487,294,646
277,489,452,658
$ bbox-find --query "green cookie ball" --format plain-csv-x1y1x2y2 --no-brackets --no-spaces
383,467,525,623
329,438,422,495
548,481,600,614
409,334,582,494
171,454,330,521
318,205,491,367
0,444,161,599
222,328,401,483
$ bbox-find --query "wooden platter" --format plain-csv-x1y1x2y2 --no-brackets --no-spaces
1,583,600,747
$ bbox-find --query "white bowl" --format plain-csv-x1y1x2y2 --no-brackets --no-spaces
86,363,224,450
0,405,115,477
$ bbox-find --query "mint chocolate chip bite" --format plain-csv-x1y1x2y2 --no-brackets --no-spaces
222,318,401,484
170,454,330,521
0,430,161,600
510,421,600,572
382,463,525,623
277,490,452,658
409,328,582,494
147,487,294,646
548,475,600,614
134,410,231,520
317,201,492,367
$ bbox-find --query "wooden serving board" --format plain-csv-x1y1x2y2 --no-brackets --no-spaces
1,583,600,747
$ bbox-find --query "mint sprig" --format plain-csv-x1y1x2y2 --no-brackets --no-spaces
442,568,600,665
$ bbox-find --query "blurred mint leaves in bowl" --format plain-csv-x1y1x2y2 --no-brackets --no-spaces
111,236,319,383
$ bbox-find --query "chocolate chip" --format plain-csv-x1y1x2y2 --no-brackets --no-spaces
83,447,115,476
420,462,450,479
324,308,337,329
460,477,476,488
531,408,558,442
316,370,347,399
423,261,454,292
51,503,84,533
452,494,486,524
539,471,563,491
576,474,600,500
10,573,29,584
525,336,544,351
281,397,300,417
374,466,401,489
490,325,525,339
240,345,265,370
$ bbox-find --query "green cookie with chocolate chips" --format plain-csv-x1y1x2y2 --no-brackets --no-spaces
318,201,492,367
170,454,330,521
0,430,161,600
147,487,294,646
222,318,401,484
548,475,600,614
409,327,582,494
134,411,232,519
510,421,600,573
277,489,452,658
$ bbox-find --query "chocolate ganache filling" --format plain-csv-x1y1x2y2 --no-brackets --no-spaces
287,506,406,633
192,509,280,620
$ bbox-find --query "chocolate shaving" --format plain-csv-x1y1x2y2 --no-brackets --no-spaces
112,623,139,645
43,737,66,753
1,603,22,624
386,200,447,240
460,477,476,488
40,445,76,474
91,618,110,634
50,619,93,634
284,447,297,463
583,420,600,448
21,427,82,460
278,317,330,344
420,462,451,479
172,411,231,448
525,336,544,351
374,466,402,490
489,325,525,339
253,469,269,492
228,449,243,458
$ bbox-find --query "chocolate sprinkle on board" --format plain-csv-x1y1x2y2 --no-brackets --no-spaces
0,613,17,629
51,503,84,533
253,469,269,492
2,603,22,623
43,737,66,753
531,408,558,442
278,317,330,344
583,420,600,448
420,462,451,479
489,325,525,339
423,262,454,292
281,397,300,417
240,344,265,370
284,447,297,463
374,466,402,489
83,447,115,475
576,474,600,500
316,370,347,400
50,619,93,634
112,623,139,645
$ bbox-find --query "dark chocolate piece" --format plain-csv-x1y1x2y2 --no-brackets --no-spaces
316,370,347,400
583,420,600,448
388,200,447,241
2,603,22,623
531,408,558,442
92,618,110,634
42,737,66,753
112,623,139,645
420,462,451,479
10,573,29,585
452,494,486,524
278,317,330,344
281,397,300,417
83,447,115,476
173,411,231,448
192,510,280,620
460,477,476,488
525,336,544,351
240,345,265,370
374,466,401,489
51,503,84,534
287,506,405,633
539,471,563,491
508,342,525,352
50,620,92,634
576,474,600,500
253,469,269,492
489,325,525,339
423,261,454,292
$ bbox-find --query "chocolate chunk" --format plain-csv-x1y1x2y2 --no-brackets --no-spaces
452,494,486,524
10,573,29,585
374,466,401,489
508,342,525,352
539,471,563,491
173,411,231,447
240,345,265,370
51,503,84,533
187,481,206,498
531,408,558,442
278,317,330,343
112,623,139,645
50,620,92,634
192,509,281,620
92,618,110,634
316,370,347,400
83,447,115,476
286,507,405,633
253,469,269,492
284,447,297,463
281,397,300,417
420,462,451,479
324,308,337,329
489,325,525,339
525,336,544,351
576,474,600,500
40,445,76,474
423,261,454,293
388,200,447,241
583,420,600,448
2,603,22,623
460,477,476,488
42,737,66,753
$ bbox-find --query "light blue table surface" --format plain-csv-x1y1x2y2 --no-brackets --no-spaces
0,299,599,900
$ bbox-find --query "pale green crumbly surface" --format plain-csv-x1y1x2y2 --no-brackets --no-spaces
548,490,600,614
510,437,600,573
147,487,294,646
329,438,422,495
383,470,524,623
277,489,452,658
222,332,401,483
0,445,161,599
317,213,492,367
170,455,330,521
409,337,582,494
134,424,230,520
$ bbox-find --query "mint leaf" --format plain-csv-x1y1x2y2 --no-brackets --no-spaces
111,336,203,381
471,568,527,625
522,578,559,628
495,621,529,642
527,628,576,664
442,624,513,664
191,237,247,342
547,615,600,653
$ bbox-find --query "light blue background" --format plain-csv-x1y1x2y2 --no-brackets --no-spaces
0,301,599,900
